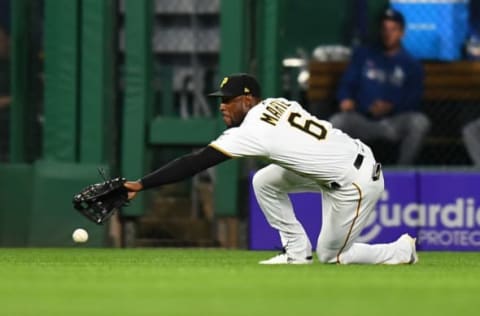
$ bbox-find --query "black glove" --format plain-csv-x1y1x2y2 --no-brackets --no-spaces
73,177,129,224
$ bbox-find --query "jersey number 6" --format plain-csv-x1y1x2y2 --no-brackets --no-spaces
287,112,327,140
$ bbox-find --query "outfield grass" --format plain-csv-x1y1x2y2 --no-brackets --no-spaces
0,249,479,316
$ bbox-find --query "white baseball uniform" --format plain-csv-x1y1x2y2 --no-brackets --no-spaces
210,98,415,264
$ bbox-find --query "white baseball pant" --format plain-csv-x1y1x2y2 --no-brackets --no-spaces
252,143,411,264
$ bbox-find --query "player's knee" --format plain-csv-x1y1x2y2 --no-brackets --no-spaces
316,247,337,263
252,169,268,192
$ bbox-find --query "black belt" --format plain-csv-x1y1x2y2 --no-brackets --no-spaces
330,153,365,190
354,154,364,169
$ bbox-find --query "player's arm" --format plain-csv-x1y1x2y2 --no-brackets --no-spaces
124,146,230,199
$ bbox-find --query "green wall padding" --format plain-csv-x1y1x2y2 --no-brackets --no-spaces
10,0,31,162
219,0,247,75
257,0,285,98
43,0,80,162
80,0,115,164
0,163,109,247
284,1,350,56
215,0,250,216
27,161,107,247
0,164,33,246
283,0,389,56
121,0,153,216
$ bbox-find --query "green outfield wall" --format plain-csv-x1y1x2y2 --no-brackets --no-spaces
1,0,116,246
0,0,394,246
0,163,107,246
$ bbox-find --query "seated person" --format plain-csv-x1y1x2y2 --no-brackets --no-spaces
330,9,430,165
463,118,480,166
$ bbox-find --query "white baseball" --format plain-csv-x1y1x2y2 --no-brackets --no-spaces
72,228,89,243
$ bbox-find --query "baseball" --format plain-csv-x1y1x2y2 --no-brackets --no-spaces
72,228,89,243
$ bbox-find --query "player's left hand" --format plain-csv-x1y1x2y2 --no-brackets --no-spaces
72,177,129,224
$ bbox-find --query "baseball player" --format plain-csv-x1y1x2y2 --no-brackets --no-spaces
124,73,418,265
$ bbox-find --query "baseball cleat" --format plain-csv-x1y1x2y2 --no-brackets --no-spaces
259,253,313,265
398,233,419,264
409,236,419,264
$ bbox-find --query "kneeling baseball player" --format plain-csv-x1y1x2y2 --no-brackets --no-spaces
123,73,418,265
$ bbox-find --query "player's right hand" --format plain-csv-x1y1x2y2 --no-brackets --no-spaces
340,99,355,112
124,181,143,200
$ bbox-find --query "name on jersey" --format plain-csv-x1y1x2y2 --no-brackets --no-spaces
260,100,292,126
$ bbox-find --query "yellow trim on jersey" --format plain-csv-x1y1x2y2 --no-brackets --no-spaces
208,144,234,158
336,182,362,264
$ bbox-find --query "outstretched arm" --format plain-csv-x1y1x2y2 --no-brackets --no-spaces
124,146,230,199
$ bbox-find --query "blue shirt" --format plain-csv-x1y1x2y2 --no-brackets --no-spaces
337,46,424,117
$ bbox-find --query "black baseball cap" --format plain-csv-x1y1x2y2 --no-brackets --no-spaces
208,73,261,98
381,8,405,29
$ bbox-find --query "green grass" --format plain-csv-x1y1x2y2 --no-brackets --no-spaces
0,249,479,316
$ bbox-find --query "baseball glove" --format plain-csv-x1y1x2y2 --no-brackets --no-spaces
72,176,129,224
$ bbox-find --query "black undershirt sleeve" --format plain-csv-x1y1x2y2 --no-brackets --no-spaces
140,146,231,190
